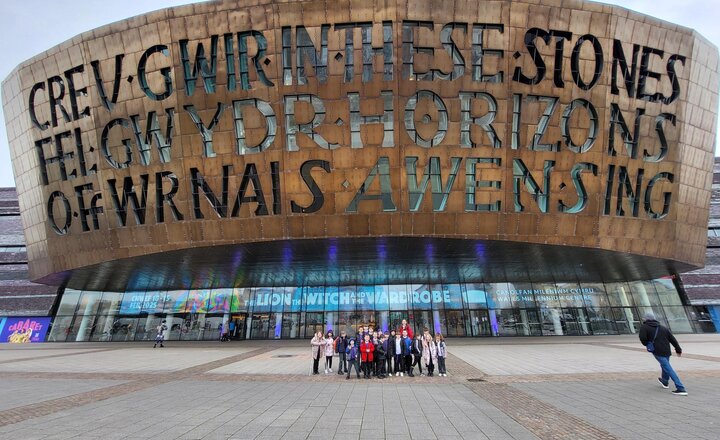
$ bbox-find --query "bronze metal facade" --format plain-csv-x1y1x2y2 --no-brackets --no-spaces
2,0,719,291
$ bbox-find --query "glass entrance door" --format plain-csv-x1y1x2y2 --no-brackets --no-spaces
304,312,324,337
561,308,591,335
444,310,466,336
389,312,407,333
468,310,492,336
282,313,300,338
230,314,246,340
250,314,270,339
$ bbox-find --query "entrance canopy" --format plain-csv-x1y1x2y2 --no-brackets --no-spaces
42,237,689,292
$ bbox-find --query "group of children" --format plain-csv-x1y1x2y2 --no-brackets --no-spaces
310,320,448,380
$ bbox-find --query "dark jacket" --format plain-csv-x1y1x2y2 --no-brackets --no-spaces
346,344,359,361
412,338,424,356
400,336,412,355
373,338,382,359
387,337,397,357
335,336,349,353
639,320,681,357
355,332,366,345
377,339,387,360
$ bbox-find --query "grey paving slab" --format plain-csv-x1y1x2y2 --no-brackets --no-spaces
207,346,316,375
451,343,720,376
0,378,127,410
610,342,720,358
0,346,256,373
0,348,93,362
0,379,539,440
513,377,720,440
1,337,720,439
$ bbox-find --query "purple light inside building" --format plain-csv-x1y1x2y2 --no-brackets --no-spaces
425,243,434,262
282,245,292,267
475,242,485,259
377,243,387,260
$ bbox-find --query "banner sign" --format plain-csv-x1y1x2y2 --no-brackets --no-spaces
0,317,51,343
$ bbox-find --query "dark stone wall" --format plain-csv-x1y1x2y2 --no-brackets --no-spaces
682,158,720,304
0,188,57,315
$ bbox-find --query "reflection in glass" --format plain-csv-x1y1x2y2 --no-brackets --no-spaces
662,306,692,333
163,290,189,313
207,289,232,313
204,315,225,341
304,312,324,338
47,278,696,341
357,286,375,311
628,281,661,307
338,286,356,312
56,289,81,316
388,285,408,311
282,313,301,338
444,310,466,336
110,317,138,341
48,316,75,342
231,288,250,312
654,278,683,306
97,291,123,316
410,284,432,310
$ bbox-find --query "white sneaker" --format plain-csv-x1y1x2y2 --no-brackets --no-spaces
329,368,332,373
396,372,399,376
400,372,404,377
324,369,328,374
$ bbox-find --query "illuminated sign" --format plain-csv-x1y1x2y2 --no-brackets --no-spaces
0,317,51,343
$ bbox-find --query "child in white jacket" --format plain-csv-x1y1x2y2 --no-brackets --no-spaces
324,331,335,374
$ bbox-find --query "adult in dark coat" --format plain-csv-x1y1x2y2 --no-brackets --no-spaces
386,330,396,375
639,312,687,395
335,331,349,375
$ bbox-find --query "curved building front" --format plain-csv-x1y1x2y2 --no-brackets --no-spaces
3,0,719,341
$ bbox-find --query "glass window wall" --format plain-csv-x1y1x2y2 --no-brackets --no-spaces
46,279,696,341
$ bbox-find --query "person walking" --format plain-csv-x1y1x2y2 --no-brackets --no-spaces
324,330,335,374
311,331,324,375
228,320,236,340
639,312,687,396
346,339,361,379
335,331,349,375
153,320,167,348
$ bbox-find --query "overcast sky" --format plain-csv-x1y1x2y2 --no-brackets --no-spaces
1,0,719,188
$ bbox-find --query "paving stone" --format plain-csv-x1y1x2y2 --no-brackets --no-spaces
0,337,718,439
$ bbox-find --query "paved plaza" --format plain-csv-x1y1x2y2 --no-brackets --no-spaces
0,335,719,440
